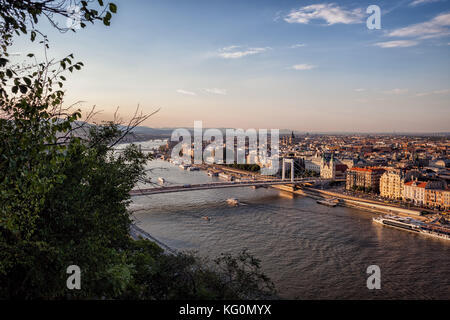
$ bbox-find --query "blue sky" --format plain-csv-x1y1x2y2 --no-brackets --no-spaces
12,0,450,132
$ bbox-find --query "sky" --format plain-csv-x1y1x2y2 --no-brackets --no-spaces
11,0,450,132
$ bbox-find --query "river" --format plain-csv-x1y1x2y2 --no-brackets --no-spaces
129,154,450,299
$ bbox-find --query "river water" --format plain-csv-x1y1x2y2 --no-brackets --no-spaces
130,157,450,299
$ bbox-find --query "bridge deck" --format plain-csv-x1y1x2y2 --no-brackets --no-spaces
129,178,339,196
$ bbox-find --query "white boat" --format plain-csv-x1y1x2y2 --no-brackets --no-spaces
226,198,239,206
219,173,234,181
316,198,339,207
373,215,450,241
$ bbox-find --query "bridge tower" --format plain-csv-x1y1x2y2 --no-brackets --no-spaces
282,158,294,182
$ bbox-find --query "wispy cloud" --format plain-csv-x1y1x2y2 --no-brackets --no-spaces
176,89,196,96
416,89,450,96
204,88,227,95
284,3,364,25
409,0,440,7
384,88,409,94
290,43,306,48
292,64,316,70
354,88,366,92
273,10,283,22
221,45,240,51
217,46,270,59
373,40,419,48
387,13,450,39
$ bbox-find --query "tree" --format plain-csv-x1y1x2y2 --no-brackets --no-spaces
0,1,275,300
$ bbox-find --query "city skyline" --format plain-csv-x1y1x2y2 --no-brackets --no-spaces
11,0,450,132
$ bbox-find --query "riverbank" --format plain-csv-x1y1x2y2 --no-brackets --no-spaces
130,223,178,255
271,184,430,221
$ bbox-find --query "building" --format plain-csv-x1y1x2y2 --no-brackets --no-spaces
404,179,446,208
320,154,348,179
380,170,405,200
424,181,449,209
304,160,321,173
335,164,348,178
442,190,450,210
304,152,322,174
430,159,450,169
346,167,386,192
403,180,427,206
320,155,335,179
340,158,356,169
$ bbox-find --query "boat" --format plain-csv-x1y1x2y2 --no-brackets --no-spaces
226,198,239,206
219,173,234,181
373,215,450,241
316,198,339,207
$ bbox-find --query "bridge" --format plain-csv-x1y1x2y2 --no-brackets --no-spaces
129,178,337,196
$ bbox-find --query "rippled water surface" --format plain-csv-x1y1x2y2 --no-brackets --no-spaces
131,159,450,299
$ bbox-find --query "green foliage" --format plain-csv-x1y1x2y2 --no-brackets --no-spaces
120,245,276,300
0,0,275,300
0,0,117,40
0,62,152,297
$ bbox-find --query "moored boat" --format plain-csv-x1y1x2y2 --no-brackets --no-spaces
226,198,239,206
316,198,339,207
373,215,450,241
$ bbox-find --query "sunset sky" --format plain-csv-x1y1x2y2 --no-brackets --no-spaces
12,0,450,132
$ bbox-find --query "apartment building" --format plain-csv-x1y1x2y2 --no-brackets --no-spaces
403,180,427,206
346,167,386,192
380,170,405,199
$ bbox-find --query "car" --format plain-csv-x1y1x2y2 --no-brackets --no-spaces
183,184,191,188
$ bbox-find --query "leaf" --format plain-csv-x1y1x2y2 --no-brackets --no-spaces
109,3,117,13
23,77,31,86
103,17,111,26
0,58,8,67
